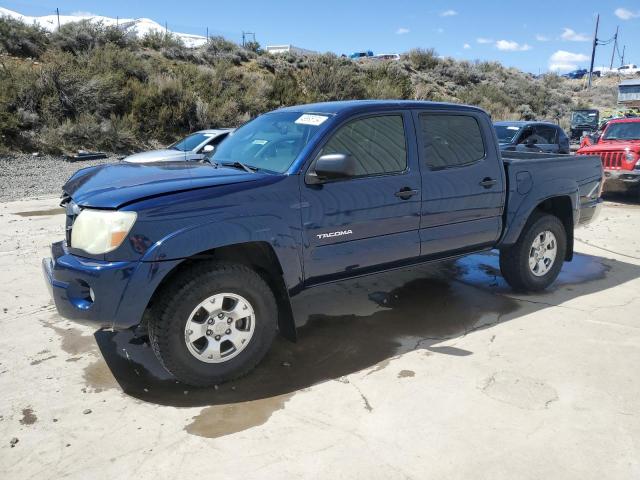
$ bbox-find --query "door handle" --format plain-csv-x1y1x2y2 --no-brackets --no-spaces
394,187,419,200
479,178,497,189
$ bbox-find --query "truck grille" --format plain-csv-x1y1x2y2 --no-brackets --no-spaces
598,151,623,169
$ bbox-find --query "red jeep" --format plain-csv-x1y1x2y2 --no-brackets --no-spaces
577,118,640,198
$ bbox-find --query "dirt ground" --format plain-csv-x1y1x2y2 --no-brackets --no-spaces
0,195,639,479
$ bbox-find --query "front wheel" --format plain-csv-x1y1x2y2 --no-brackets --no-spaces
499,212,567,292
148,262,277,387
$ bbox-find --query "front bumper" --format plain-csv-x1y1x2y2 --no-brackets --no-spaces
603,169,640,193
42,241,181,330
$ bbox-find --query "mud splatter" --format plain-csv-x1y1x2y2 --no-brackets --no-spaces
30,355,56,366
13,208,65,217
19,408,37,425
398,370,415,378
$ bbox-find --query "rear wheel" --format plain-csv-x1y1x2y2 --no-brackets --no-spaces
499,212,567,292
148,262,277,387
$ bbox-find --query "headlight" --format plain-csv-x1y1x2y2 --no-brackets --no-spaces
624,148,636,164
71,209,137,254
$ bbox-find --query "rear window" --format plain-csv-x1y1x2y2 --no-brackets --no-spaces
419,114,485,169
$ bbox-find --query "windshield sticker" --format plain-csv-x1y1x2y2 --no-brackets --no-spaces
507,126,520,130
295,114,329,126
252,139,268,145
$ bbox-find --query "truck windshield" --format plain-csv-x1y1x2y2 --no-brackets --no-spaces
211,111,328,173
494,125,521,143
602,122,640,140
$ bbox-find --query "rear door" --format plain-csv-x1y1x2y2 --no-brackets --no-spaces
413,110,505,257
300,111,421,284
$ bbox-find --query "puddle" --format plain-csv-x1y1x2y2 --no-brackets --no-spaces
454,251,609,292
14,208,65,217
50,250,631,439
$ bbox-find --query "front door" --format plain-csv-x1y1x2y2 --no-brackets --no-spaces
300,112,421,285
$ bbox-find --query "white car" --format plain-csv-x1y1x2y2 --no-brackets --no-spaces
123,129,234,163
618,64,640,76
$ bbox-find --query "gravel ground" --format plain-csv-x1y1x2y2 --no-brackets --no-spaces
0,154,120,202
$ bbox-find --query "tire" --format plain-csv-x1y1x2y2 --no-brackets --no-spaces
148,261,277,387
499,212,567,292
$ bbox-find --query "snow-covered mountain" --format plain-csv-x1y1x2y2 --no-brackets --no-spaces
0,6,207,47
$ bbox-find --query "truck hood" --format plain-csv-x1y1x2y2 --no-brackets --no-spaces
63,161,258,208
122,149,195,163
578,139,640,153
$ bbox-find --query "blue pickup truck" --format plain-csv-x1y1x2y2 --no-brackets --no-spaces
43,100,603,386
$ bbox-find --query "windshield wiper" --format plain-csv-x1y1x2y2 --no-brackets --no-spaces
220,161,258,173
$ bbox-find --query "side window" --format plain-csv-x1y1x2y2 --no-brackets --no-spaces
419,114,485,169
321,115,407,176
533,125,557,144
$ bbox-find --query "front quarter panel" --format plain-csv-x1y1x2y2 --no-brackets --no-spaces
120,174,305,294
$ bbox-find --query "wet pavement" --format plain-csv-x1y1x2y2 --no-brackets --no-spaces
1,197,640,479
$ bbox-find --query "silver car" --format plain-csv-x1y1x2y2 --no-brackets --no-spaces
123,129,234,163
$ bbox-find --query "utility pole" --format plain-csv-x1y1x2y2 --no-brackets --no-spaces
116,16,119,27
620,45,626,67
587,14,599,89
165,21,168,35
56,7,60,29
609,25,619,70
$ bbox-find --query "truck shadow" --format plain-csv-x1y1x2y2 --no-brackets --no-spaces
93,251,638,408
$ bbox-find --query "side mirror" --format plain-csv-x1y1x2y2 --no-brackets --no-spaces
525,137,537,146
309,153,356,183
202,144,215,153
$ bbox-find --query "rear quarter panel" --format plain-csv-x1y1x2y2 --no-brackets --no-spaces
499,154,602,246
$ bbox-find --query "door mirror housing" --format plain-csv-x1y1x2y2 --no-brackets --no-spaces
202,144,215,153
308,153,356,183
525,136,537,146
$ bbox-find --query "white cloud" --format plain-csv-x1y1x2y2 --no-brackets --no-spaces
614,8,640,20
440,9,458,17
549,50,590,71
70,11,98,17
535,34,550,42
476,37,493,44
396,27,410,35
495,40,532,51
561,28,590,42
463,43,471,49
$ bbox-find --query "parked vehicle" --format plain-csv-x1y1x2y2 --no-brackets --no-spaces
43,101,603,386
494,121,570,154
562,69,588,79
123,129,233,163
373,53,400,61
570,109,599,142
349,50,373,59
618,64,640,76
577,117,640,197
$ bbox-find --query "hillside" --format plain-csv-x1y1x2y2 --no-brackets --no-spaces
0,15,622,155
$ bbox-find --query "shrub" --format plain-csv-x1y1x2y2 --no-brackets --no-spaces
50,20,138,54
0,16,49,57
141,30,184,50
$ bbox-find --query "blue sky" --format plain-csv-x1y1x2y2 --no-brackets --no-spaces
3,0,639,73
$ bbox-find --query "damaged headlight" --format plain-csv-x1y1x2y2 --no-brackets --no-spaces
71,209,137,254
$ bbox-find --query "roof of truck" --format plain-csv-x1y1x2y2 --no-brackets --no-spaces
493,120,558,127
276,100,487,116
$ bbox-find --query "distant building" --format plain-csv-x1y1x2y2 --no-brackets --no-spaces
265,44,317,56
618,79,640,107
